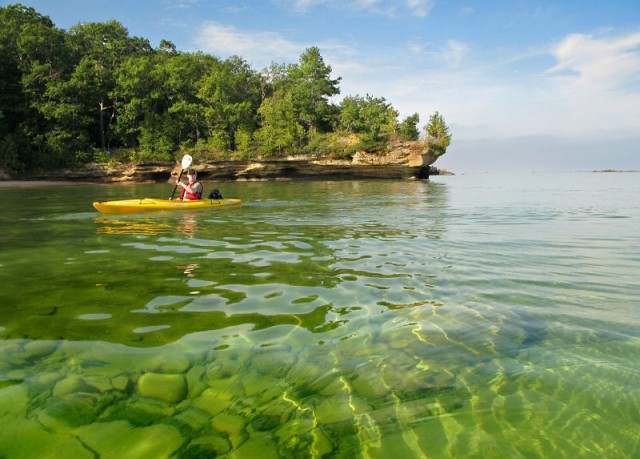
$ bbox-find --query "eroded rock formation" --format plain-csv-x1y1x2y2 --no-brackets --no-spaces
9,141,446,182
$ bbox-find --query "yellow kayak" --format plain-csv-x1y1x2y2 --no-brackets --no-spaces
93,197,242,213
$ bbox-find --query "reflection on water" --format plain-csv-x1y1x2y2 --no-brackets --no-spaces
96,213,201,238
96,217,174,236
0,177,639,457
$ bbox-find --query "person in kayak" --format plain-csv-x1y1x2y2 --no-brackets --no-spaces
177,169,203,200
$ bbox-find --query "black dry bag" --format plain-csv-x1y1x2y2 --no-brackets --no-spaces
208,189,223,199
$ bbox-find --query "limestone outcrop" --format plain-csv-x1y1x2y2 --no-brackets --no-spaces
351,141,438,167
9,141,447,182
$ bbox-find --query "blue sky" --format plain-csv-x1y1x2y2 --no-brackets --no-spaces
4,0,640,173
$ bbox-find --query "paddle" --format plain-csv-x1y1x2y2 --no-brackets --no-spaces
170,155,193,200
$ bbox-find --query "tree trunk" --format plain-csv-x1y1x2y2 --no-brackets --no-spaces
99,100,106,151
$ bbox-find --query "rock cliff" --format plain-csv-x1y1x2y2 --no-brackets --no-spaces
7,141,448,182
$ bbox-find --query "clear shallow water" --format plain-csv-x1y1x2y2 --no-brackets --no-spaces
0,174,638,458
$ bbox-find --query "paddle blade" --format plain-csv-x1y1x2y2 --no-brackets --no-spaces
181,155,193,169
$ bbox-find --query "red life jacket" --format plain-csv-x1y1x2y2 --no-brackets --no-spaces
179,181,203,200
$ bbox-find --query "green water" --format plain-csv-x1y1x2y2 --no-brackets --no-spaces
0,175,638,458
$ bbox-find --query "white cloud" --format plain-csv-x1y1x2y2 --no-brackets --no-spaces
194,22,301,68
287,0,433,16
161,0,202,10
193,22,356,73
547,32,640,91
406,0,435,18
222,6,249,14
460,6,474,16
403,38,471,69
290,0,328,10
192,22,640,144
385,31,640,140
526,31,640,138
440,40,470,67
353,0,383,8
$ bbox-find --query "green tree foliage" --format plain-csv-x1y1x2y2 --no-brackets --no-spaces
0,4,451,172
65,20,151,152
163,52,208,147
113,51,176,159
424,111,452,157
0,5,153,167
198,55,263,153
1,4,71,168
255,90,304,156
0,5,40,169
339,94,398,149
285,47,341,133
398,113,420,141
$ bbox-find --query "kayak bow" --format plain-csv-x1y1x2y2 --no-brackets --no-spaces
93,197,242,213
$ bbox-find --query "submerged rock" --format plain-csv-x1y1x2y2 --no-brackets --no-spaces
0,385,29,417
38,393,103,429
137,373,188,403
315,394,354,425
0,415,94,458
211,413,248,449
76,420,183,458
53,375,101,397
193,387,232,416
23,340,59,359
146,354,192,374
232,433,281,459
182,434,231,457
110,375,131,392
173,407,211,433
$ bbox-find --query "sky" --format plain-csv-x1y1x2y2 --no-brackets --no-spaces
3,0,640,173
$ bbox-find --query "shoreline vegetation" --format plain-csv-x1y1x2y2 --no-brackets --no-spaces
1,5,452,180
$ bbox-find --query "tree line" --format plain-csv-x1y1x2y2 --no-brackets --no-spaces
0,4,451,172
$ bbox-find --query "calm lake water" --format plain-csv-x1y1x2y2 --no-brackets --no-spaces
0,173,638,458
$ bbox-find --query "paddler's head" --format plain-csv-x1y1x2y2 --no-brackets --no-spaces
187,169,197,182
